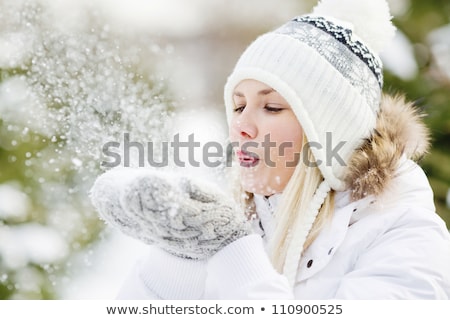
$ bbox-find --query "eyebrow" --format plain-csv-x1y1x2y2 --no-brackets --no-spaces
233,88,275,97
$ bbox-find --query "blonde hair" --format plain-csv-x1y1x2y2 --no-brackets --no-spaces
231,135,335,281
270,136,334,276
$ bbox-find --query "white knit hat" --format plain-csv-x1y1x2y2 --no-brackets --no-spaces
224,0,396,191
224,0,396,285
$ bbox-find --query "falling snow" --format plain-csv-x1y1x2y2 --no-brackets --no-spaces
0,0,175,299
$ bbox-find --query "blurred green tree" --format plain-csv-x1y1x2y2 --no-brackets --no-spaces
0,0,173,299
385,0,450,223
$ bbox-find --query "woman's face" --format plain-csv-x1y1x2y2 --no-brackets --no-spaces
229,79,303,195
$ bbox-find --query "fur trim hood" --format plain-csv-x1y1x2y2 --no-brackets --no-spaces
345,94,431,200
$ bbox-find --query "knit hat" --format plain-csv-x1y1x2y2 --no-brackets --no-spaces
224,0,396,285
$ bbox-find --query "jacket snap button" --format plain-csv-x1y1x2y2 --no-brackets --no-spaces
328,247,334,255
353,208,357,212
259,220,264,231
307,259,313,268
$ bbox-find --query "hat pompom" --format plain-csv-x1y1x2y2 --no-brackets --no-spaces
313,0,396,53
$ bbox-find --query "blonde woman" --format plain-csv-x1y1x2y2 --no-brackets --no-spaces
90,0,450,299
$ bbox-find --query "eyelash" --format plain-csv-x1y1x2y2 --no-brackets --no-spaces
233,105,284,113
265,106,284,113
233,105,245,113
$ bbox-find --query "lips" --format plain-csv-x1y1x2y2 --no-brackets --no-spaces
236,150,260,167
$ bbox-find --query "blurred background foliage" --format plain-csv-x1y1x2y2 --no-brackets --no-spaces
0,0,174,299
385,0,450,223
0,0,449,299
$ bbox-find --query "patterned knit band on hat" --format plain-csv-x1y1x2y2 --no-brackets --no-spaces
224,0,396,286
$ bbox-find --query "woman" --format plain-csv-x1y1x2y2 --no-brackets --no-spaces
90,0,450,299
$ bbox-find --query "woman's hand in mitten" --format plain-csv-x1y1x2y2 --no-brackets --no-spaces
89,167,252,259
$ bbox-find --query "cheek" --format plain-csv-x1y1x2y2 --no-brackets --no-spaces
273,127,303,159
228,118,240,142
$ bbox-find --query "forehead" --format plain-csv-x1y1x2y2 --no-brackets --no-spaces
233,79,276,97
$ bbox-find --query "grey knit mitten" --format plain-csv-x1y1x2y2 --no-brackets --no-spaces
90,167,252,259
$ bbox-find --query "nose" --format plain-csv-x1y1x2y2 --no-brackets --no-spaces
231,110,257,140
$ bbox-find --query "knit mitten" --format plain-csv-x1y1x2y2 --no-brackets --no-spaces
89,167,252,259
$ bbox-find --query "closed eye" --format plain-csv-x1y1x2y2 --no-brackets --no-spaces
265,105,284,113
233,105,245,113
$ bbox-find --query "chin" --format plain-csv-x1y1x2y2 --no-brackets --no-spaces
241,180,283,196
239,168,287,195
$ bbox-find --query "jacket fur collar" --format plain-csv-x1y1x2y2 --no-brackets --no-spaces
345,94,430,200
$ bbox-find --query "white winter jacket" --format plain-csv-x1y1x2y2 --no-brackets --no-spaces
117,157,450,299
